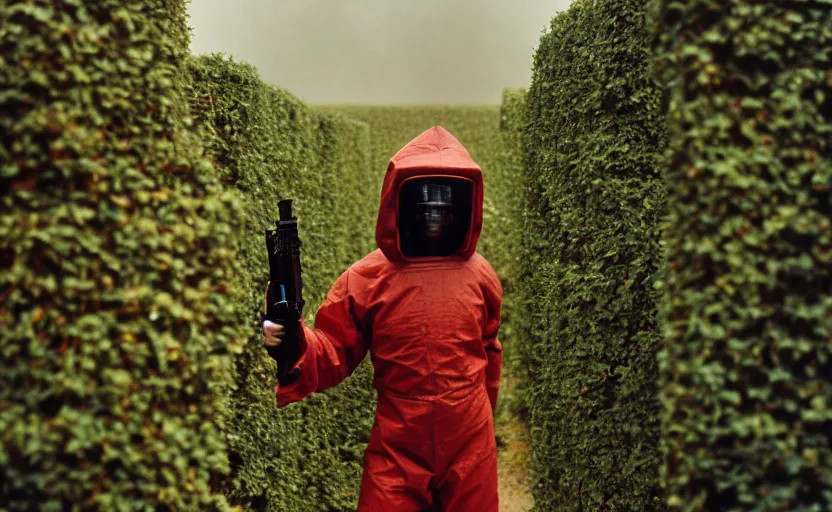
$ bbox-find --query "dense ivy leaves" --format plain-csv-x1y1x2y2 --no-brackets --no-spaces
0,2,246,510
521,0,668,509
187,55,376,511
652,2,832,510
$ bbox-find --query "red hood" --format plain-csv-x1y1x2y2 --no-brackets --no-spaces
375,126,484,264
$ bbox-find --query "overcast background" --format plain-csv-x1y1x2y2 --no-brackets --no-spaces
187,0,571,105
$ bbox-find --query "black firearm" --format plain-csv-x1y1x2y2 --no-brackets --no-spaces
264,199,305,385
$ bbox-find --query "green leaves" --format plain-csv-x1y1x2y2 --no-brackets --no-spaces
654,0,832,509
1,2,244,509
518,0,668,509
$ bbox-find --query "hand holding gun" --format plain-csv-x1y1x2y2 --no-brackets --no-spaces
263,199,305,385
263,316,284,347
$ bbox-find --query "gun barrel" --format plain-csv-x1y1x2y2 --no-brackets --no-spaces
266,198,304,307
278,199,293,221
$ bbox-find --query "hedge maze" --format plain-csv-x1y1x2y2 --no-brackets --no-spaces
517,0,667,509
1,0,829,511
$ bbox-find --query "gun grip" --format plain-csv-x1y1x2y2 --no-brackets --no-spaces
263,290,304,385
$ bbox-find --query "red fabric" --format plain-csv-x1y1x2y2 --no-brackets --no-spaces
276,126,502,511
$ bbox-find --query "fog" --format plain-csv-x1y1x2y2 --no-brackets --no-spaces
187,0,571,105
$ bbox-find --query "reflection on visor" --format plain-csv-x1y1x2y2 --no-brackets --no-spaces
418,183,453,205
398,178,472,258
416,184,454,231
416,204,454,227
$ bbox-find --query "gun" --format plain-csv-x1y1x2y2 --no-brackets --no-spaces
265,199,305,384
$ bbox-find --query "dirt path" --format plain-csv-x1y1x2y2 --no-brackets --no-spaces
496,377,534,512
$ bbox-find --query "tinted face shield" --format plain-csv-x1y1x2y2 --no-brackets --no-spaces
416,182,453,239
398,177,472,258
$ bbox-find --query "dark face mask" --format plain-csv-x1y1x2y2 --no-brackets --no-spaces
415,183,454,239
399,178,472,258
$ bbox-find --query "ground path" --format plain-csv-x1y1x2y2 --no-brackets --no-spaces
496,376,534,512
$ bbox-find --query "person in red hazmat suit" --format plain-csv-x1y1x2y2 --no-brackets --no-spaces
263,126,502,511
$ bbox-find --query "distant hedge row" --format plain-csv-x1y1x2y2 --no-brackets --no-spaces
188,54,377,511
1,2,244,509
653,1,832,509
516,0,668,509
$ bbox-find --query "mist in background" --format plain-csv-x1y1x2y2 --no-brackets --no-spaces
187,0,571,105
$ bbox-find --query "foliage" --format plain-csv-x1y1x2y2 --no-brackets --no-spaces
0,2,245,510
521,0,667,509
499,88,531,416
652,1,832,509
188,54,376,512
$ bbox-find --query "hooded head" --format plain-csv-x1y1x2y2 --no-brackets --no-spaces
375,126,484,264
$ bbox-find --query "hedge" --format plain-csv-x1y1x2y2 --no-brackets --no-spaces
652,1,832,509
1,2,245,510
498,89,531,410
187,54,376,511
521,0,667,509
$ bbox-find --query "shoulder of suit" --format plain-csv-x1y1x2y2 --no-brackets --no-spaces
469,252,497,273
468,252,501,287
348,249,390,279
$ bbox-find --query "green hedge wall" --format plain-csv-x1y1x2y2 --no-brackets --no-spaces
522,0,667,509
652,1,832,509
1,2,245,510
187,54,376,512
498,89,530,409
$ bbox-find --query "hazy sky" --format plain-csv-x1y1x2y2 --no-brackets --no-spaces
187,0,571,105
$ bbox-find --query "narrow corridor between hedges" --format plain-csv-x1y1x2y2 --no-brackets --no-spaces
2,1,830,511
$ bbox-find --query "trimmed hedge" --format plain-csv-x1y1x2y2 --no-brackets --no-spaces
1,2,244,510
652,2,832,509
187,54,376,511
521,0,667,509
498,89,531,407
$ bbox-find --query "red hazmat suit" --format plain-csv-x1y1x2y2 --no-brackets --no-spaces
275,126,502,511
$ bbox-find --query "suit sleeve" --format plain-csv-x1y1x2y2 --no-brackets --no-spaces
481,263,503,413
276,268,370,407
